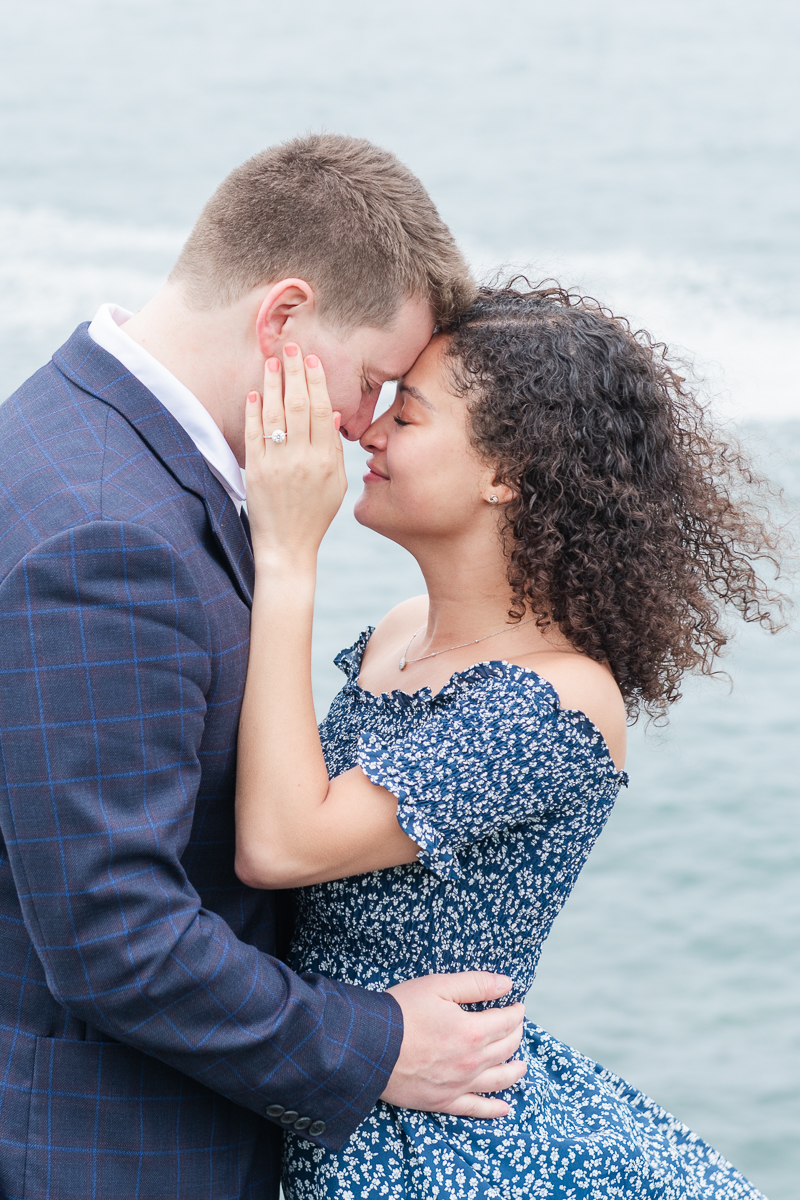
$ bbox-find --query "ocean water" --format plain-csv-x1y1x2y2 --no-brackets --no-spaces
1,0,798,1195
315,433,800,1199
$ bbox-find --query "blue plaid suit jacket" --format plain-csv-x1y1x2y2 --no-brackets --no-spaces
0,325,402,1200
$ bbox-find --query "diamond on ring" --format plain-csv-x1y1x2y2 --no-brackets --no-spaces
268,430,287,444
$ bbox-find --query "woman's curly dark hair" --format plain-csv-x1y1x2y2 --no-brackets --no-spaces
443,282,789,721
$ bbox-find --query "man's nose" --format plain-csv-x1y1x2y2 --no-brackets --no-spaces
340,419,369,442
340,390,382,441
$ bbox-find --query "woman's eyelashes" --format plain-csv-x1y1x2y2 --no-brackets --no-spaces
393,414,412,427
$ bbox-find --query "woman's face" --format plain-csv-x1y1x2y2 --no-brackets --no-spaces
354,336,496,546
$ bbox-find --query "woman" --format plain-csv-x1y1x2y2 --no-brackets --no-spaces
236,285,782,1198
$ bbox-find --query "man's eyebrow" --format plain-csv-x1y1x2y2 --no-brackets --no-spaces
397,382,435,410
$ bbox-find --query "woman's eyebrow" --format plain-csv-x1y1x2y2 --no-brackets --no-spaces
397,382,435,410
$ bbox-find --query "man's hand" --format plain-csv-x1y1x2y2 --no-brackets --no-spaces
381,972,526,1118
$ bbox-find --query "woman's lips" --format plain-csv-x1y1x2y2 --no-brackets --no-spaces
363,460,389,483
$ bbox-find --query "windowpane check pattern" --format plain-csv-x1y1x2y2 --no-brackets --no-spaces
0,327,402,1199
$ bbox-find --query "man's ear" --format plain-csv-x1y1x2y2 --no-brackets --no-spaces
255,278,316,356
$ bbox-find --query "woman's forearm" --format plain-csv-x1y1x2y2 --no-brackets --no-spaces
235,349,419,889
235,553,420,889
235,555,332,886
236,344,347,886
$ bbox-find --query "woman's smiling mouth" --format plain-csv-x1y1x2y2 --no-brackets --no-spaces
364,458,389,483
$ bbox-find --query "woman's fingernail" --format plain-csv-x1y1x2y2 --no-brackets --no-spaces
284,343,299,357
305,354,319,368
267,358,280,373
247,391,259,403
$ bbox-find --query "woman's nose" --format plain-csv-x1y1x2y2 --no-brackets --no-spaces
360,411,390,452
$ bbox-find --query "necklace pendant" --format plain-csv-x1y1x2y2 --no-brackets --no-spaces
398,658,407,671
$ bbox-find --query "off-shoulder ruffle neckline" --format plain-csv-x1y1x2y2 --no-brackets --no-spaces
334,627,628,782
335,626,553,706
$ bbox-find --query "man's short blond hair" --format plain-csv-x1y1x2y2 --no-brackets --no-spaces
170,134,475,330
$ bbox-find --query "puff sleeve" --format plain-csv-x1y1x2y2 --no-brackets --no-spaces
356,664,625,880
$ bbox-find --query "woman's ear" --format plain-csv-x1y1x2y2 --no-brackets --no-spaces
481,473,516,506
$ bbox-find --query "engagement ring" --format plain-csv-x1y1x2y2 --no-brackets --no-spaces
266,430,287,443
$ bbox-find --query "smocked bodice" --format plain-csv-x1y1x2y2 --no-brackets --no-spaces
289,629,626,1000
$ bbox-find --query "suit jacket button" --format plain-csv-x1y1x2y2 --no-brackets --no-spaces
280,1110,300,1126
293,1116,311,1131
308,1120,326,1137
266,1105,285,1119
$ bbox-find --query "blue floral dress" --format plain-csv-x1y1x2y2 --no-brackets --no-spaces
282,630,765,1200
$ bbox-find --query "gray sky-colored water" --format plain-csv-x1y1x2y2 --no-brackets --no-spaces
1,0,799,416
1,2,798,1196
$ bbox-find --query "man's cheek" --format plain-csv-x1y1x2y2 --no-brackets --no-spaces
328,383,363,425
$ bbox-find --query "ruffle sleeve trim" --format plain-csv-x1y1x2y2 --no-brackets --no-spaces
334,627,374,680
356,733,463,881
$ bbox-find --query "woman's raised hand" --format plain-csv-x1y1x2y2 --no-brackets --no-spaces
244,344,348,570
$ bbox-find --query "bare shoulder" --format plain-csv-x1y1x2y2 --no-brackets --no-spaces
359,595,429,672
367,595,429,652
515,650,627,770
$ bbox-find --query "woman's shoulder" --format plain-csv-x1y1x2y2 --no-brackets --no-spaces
343,599,626,770
333,597,428,680
372,595,430,644
438,650,626,774
355,595,429,675
510,650,627,771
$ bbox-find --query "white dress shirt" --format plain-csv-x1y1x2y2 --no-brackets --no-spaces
88,304,246,512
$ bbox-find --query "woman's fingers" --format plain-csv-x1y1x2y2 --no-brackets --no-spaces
282,342,310,441
259,346,338,450
305,354,334,445
261,356,285,438
243,343,347,565
244,388,265,472
305,354,347,492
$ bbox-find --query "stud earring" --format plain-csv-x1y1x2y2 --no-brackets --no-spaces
488,495,499,504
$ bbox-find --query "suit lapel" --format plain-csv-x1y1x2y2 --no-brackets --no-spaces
53,324,254,607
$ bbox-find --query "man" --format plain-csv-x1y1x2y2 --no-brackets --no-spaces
0,135,524,1199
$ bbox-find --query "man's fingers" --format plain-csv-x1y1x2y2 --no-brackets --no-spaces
381,975,526,1117
486,1002,526,1043
463,1001,525,1052
261,357,285,435
282,342,310,438
438,1094,511,1120
433,971,514,1007
468,1059,527,1095
488,1024,526,1064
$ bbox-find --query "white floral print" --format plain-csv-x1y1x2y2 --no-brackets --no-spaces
282,630,765,1200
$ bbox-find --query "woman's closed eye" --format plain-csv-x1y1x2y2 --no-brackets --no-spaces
393,415,412,427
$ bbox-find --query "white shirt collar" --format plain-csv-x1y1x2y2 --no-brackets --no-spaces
88,304,246,511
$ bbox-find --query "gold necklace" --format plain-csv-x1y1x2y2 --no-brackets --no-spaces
398,616,539,671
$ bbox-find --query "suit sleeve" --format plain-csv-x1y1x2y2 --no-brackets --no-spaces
0,520,401,1150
